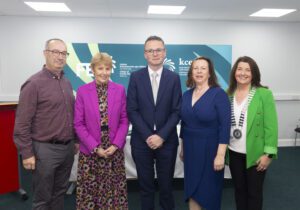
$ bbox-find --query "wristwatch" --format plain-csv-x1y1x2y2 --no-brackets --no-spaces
265,153,274,159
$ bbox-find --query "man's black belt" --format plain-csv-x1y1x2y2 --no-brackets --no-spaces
37,139,72,145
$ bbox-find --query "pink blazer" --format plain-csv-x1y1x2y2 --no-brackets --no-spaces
74,81,129,154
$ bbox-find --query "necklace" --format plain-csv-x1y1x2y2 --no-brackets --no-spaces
230,87,256,140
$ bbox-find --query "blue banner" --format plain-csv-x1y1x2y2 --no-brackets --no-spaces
64,43,232,92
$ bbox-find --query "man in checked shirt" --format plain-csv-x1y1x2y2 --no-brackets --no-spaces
14,38,78,210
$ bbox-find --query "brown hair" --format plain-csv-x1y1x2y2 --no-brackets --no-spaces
227,56,267,95
186,56,220,88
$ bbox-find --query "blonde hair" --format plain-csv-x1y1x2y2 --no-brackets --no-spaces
90,52,112,70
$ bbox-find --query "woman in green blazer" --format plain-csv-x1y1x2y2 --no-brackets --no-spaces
227,56,278,210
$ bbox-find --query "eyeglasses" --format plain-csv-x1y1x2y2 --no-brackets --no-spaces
46,50,69,57
144,48,165,54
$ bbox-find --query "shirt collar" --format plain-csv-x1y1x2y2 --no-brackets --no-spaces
43,65,64,80
148,66,163,77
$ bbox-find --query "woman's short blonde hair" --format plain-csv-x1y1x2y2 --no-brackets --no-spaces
90,52,112,70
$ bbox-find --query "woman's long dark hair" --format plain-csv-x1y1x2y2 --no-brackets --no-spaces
227,56,267,95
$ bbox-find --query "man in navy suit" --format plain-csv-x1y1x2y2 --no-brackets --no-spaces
127,36,182,210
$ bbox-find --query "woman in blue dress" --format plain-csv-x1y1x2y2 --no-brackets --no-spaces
180,56,231,210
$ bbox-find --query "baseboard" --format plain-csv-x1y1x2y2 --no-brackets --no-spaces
279,138,299,147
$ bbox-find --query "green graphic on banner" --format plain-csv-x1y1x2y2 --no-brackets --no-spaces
64,43,232,92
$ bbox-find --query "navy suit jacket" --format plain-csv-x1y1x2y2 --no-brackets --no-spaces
127,67,182,149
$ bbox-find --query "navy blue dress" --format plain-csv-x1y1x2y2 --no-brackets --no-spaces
180,87,230,210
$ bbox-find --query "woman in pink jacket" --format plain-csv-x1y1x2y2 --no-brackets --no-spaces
74,52,129,209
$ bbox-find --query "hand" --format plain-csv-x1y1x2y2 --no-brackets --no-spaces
104,145,118,157
23,156,36,170
146,135,163,150
256,154,272,171
214,154,225,171
74,143,80,154
96,147,108,158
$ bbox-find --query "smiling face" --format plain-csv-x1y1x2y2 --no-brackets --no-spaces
192,59,210,86
44,40,67,72
92,63,111,84
235,61,252,87
144,40,166,70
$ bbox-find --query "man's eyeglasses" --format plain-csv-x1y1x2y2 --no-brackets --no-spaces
46,50,70,57
144,48,165,54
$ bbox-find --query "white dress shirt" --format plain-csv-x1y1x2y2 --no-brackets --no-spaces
229,95,248,154
148,66,163,130
148,66,163,89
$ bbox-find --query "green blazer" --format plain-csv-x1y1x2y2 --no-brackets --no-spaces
230,87,278,168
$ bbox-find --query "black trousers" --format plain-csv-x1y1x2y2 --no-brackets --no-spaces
229,150,266,210
32,141,74,210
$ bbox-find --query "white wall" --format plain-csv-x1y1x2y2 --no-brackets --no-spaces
1,16,300,141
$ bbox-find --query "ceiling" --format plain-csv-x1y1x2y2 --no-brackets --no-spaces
0,0,300,22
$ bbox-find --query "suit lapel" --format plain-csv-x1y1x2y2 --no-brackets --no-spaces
107,81,116,125
156,69,169,106
141,68,155,105
89,81,101,128
247,90,259,133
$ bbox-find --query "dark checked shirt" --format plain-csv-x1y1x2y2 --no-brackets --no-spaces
14,66,75,159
